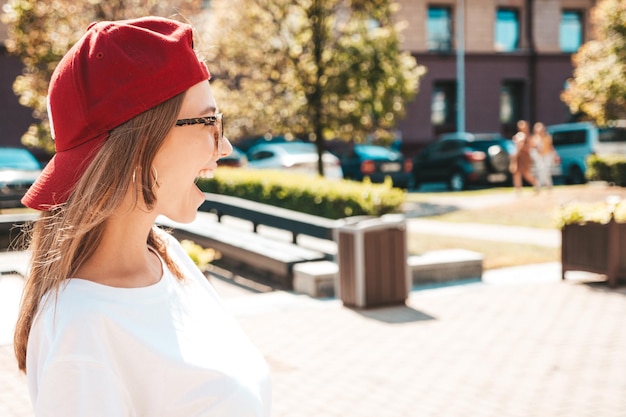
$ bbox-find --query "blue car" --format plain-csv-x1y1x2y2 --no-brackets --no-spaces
334,144,413,189
0,147,42,208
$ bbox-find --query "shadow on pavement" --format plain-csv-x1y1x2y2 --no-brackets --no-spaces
349,304,436,324
582,279,626,296
402,201,460,218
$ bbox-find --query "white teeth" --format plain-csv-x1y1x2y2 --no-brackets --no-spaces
197,170,214,179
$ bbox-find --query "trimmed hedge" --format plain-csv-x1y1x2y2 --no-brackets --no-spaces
587,155,626,186
196,168,406,219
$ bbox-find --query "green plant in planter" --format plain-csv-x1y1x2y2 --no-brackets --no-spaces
556,199,626,228
180,240,221,272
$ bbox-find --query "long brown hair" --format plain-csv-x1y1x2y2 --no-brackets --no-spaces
14,92,186,372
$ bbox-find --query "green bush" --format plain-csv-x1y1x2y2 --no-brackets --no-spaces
180,240,220,271
587,155,626,186
196,168,406,219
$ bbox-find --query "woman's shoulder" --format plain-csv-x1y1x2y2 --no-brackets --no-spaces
35,282,114,338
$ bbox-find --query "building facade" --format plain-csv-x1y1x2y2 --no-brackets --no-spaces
395,0,596,154
0,0,598,156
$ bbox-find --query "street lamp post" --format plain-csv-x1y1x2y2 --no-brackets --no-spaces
456,0,465,133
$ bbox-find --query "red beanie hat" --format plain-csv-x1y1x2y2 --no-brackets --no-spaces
22,16,210,211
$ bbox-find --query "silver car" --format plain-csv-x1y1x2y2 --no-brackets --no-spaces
246,142,343,179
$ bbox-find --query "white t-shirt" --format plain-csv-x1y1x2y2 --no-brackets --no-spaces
26,228,271,417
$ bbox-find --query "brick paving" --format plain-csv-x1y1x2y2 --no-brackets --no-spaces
2,263,626,417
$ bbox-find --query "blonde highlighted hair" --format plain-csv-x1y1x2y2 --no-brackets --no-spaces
14,92,186,372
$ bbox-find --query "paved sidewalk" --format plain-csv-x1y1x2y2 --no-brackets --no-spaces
2,259,626,417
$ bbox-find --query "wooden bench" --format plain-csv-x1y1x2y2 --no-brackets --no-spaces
0,201,338,289
158,193,342,289
0,213,38,250
199,192,339,243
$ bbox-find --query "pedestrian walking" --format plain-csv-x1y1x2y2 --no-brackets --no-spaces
13,17,271,417
532,122,558,191
509,120,538,194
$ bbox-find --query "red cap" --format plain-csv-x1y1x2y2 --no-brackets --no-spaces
22,17,210,211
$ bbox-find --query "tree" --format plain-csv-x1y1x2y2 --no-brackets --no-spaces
561,0,626,125
2,0,202,153
197,0,425,174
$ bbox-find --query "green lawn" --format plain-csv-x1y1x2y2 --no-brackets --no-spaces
408,184,626,229
407,233,560,270
406,184,626,269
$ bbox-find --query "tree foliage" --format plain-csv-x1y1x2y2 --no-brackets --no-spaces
196,0,425,171
561,0,626,125
3,0,424,167
1,0,202,153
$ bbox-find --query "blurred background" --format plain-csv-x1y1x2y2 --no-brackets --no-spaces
1,0,624,190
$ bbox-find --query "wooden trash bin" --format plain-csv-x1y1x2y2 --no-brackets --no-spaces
334,215,410,308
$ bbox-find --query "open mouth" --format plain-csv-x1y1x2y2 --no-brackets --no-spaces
195,167,214,183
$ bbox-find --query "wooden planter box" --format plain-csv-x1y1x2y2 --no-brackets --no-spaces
561,219,626,288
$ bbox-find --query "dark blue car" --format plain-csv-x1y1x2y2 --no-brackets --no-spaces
413,133,514,191
334,144,413,189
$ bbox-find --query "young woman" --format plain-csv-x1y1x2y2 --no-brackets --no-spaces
532,122,557,191
14,17,271,416
509,120,538,194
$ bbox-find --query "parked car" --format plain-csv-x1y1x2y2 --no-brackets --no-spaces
236,135,302,153
333,144,413,189
0,147,42,208
246,142,343,179
413,133,515,191
546,122,626,184
217,146,248,168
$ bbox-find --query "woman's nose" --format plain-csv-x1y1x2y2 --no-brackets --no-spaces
220,136,233,158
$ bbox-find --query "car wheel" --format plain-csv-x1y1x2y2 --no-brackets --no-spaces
568,165,586,185
487,145,509,172
448,172,466,192
411,174,421,191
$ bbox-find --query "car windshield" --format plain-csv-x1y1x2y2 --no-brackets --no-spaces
471,139,515,153
0,148,40,170
354,145,397,158
599,127,626,143
273,143,318,154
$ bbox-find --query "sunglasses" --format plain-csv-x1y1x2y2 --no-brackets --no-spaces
175,113,224,155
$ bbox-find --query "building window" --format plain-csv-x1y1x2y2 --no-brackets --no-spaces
431,81,456,127
427,6,452,52
560,10,583,52
495,9,520,52
500,81,524,125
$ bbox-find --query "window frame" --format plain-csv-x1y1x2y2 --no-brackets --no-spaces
431,80,457,135
494,8,520,52
560,9,584,53
427,5,453,52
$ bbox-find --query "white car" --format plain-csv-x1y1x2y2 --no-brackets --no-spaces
547,122,626,184
246,142,343,179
